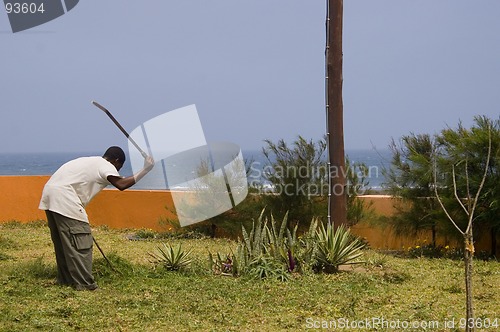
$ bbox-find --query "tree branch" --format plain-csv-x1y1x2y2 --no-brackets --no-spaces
465,127,492,234
433,157,464,235
452,164,469,216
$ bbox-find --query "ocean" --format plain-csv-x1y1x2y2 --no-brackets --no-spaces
0,149,392,191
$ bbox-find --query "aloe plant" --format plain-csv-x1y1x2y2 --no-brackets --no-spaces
149,243,192,271
297,217,319,269
313,223,365,273
217,211,366,277
238,208,267,267
264,211,299,272
231,209,296,279
246,255,290,282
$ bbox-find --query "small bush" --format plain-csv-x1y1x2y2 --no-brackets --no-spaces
208,252,237,277
134,228,157,240
313,223,366,273
246,255,290,282
402,244,495,260
406,244,445,258
364,252,389,269
211,210,370,279
149,243,193,271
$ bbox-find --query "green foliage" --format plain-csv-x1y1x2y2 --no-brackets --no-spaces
208,251,238,277
246,255,290,281
402,244,495,261
135,225,210,241
384,116,500,255
436,116,500,252
93,252,136,279
262,136,327,224
264,211,300,272
1,223,500,331
313,223,366,273
383,133,444,245
211,209,310,279
264,211,289,260
134,228,157,239
240,209,267,260
386,133,436,197
149,242,193,271
405,244,448,259
345,158,374,226
262,136,372,227
161,195,264,240
213,209,368,278
233,209,309,278
0,220,46,229
162,136,374,240
364,251,389,269
231,209,270,277
296,218,320,272
186,154,262,238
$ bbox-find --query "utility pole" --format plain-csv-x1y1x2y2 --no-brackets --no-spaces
325,0,347,227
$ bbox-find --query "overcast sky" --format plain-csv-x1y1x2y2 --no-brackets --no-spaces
1,0,499,154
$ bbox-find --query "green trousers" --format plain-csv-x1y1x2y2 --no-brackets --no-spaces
46,210,97,290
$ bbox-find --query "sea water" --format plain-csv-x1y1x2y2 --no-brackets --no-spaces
0,149,392,191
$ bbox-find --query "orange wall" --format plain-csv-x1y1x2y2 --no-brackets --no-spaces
0,176,498,253
352,195,423,249
352,195,497,252
0,176,48,222
0,176,176,231
87,190,176,231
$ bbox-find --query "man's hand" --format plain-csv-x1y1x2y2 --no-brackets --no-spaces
133,155,155,184
143,156,155,172
108,156,155,191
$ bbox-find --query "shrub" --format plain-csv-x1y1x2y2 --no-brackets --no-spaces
385,115,499,256
208,251,237,277
406,244,445,259
246,255,290,282
149,243,193,271
313,223,366,273
210,210,369,279
212,209,304,279
261,136,327,224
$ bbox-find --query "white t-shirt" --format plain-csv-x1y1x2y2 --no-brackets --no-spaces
39,156,121,222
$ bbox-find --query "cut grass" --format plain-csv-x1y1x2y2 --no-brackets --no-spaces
1,222,499,331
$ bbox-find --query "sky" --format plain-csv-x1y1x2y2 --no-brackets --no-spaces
1,0,499,154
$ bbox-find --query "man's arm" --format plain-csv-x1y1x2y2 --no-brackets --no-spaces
108,156,154,191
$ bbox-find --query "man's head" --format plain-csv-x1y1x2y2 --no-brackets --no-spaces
103,146,126,171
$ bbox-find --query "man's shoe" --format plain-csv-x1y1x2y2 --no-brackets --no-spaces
74,283,98,291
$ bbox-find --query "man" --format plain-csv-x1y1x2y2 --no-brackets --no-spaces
39,146,154,290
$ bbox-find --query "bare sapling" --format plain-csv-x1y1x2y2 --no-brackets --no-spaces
432,128,492,332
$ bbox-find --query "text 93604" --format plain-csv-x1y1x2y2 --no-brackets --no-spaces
5,2,45,14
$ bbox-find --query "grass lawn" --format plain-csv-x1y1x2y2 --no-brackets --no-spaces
1,221,499,331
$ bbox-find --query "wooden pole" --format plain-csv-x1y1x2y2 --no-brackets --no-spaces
326,0,347,226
